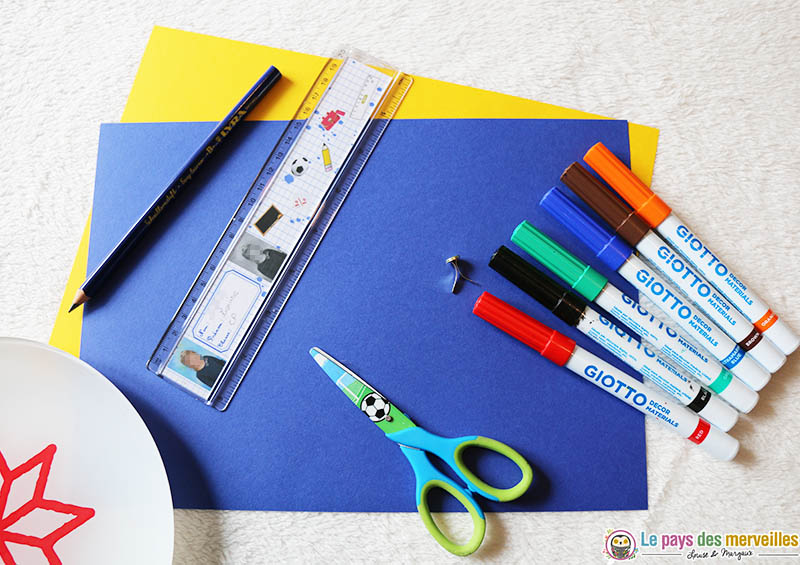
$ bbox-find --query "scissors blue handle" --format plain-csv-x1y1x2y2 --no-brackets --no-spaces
310,347,533,556
388,426,533,556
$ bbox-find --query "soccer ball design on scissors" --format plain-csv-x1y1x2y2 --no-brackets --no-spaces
360,393,390,422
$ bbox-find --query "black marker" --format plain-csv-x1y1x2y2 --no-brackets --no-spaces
490,246,738,431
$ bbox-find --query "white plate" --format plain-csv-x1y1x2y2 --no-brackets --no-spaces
0,338,173,565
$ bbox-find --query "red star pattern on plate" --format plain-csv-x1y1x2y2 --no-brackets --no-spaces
0,445,94,565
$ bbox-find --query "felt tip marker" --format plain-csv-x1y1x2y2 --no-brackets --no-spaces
514,209,770,392
490,246,738,430
502,227,758,413
583,142,799,356
472,292,739,461
534,189,771,390
560,163,786,374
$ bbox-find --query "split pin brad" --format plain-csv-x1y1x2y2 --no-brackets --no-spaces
446,255,478,293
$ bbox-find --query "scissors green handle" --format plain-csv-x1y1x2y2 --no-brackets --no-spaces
309,347,533,556
388,426,533,556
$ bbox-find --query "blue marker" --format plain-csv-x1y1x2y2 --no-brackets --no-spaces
560,162,786,374
526,189,771,391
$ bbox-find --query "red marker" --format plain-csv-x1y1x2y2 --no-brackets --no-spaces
472,292,739,460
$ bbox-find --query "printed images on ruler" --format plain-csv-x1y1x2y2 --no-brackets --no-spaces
158,59,393,399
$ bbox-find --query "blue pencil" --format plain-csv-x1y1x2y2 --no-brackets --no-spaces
70,65,282,312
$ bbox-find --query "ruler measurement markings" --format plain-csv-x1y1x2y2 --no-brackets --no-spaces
209,71,407,408
148,54,409,409
159,64,347,356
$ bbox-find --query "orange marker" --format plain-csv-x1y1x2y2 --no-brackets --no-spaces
583,142,799,356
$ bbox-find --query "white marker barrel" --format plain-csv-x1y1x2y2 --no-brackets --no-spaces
564,346,739,461
636,230,785,373
594,284,758,413
575,308,738,430
618,254,770,390
658,213,799,356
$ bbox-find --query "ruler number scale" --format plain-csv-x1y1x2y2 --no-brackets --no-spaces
147,59,340,368
147,51,412,410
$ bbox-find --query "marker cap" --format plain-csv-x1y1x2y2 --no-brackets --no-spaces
561,163,651,247
718,373,759,414
697,423,739,461
511,221,608,302
489,246,587,327
583,142,671,228
472,292,576,366
697,393,738,432
538,188,633,272
763,318,800,356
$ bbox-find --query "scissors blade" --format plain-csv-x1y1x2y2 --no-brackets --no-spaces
310,347,415,433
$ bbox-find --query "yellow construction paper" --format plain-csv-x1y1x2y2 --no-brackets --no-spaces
49,215,90,353
51,26,659,356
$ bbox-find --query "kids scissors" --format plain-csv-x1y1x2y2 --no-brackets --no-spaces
310,347,533,556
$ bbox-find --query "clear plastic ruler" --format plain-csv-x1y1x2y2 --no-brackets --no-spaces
147,49,412,410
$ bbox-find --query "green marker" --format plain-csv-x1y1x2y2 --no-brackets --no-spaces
510,221,758,414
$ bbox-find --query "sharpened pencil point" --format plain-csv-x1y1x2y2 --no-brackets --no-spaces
69,289,88,312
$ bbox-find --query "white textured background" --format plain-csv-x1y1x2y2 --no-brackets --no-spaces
2,1,799,563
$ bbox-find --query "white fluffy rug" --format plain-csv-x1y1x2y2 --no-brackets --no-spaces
2,1,799,563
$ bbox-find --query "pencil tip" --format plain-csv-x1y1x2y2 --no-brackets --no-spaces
69,289,89,312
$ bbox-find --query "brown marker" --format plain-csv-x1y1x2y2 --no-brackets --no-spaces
582,142,799,356
561,163,650,247
559,162,786,375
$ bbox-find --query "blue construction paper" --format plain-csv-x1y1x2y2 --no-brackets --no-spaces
82,118,647,512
